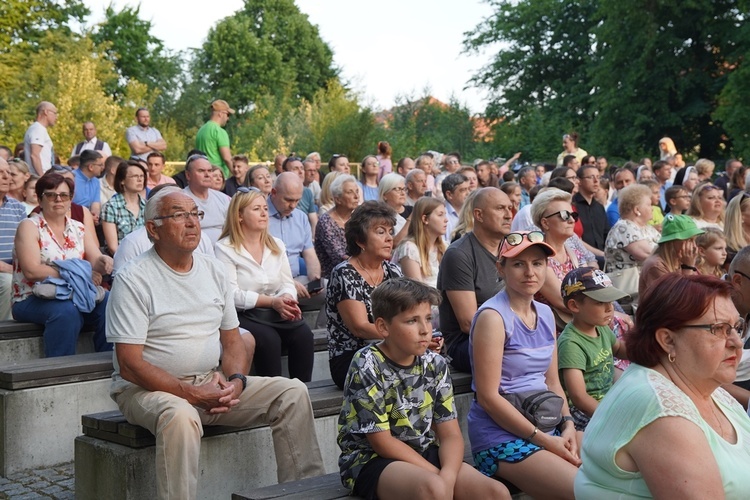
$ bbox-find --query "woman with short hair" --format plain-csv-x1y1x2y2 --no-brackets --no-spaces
101,160,147,255
378,173,411,246
326,201,402,388
576,274,750,498
314,174,359,278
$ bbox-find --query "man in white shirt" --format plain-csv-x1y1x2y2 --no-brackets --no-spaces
24,101,57,176
72,122,112,158
182,154,230,244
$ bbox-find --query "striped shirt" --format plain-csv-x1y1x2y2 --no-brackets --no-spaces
0,197,26,262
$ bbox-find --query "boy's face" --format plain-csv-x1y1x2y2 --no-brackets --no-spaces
670,190,691,213
377,302,433,360
570,295,614,328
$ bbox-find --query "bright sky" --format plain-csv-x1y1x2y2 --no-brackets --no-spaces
82,0,495,114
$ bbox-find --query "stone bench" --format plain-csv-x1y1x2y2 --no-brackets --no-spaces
0,351,117,476
75,372,475,500
0,320,95,364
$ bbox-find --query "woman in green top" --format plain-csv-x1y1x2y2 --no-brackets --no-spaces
576,273,750,499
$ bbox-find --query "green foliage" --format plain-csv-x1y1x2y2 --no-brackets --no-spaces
91,5,182,116
0,0,89,52
466,0,750,160
196,0,337,114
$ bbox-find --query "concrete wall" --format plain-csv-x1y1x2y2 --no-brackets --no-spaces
75,392,473,500
0,332,95,365
0,378,117,476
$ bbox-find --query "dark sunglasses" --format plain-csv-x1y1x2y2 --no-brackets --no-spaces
504,231,545,247
543,210,579,222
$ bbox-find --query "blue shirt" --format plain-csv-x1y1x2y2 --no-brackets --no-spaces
606,197,620,226
72,169,100,209
659,181,672,211
520,188,531,209
267,198,313,278
0,197,26,262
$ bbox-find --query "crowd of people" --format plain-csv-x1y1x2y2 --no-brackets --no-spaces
3,101,750,498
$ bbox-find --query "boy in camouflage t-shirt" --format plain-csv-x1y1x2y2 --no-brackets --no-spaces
337,277,509,499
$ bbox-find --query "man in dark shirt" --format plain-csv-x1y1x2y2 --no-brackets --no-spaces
437,187,512,373
573,164,610,267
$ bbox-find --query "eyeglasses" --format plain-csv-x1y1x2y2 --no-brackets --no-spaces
236,186,261,195
152,210,205,223
565,175,577,181
680,318,747,342
42,191,71,201
733,270,750,282
543,210,579,222
504,231,545,247
186,154,209,166
390,186,406,193
126,174,145,180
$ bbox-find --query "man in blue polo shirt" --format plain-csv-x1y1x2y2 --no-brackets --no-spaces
72,150,104,222
0,158,27,319
268,172,322,309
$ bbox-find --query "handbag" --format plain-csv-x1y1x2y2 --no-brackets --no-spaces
606,266,640,299
501,390,564,432
240,307,306,329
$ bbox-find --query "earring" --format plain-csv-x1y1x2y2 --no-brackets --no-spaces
668,352,676,363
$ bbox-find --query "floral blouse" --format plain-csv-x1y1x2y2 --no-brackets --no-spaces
604,219,660,273
13,214,85,302
314,212,348,278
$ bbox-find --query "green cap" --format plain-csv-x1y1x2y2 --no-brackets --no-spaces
658,214,704,243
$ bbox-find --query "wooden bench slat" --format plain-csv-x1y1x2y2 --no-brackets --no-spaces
232,472,351,500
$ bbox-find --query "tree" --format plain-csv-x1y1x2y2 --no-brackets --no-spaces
196,0,338,114
91,5,182,116
0,0,88,52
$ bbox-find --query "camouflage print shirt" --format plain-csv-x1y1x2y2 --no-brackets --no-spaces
337,345,456,491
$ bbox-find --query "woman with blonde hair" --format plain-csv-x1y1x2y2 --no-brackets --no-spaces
658,137,677,160
694,158,716,183
7,158,31,202
687,183,725,230
639,214,704,299
392,197,447,289
215,187,314,381
450,188,481,242
695,228,727,277
317,170,345,215
724,193,750,264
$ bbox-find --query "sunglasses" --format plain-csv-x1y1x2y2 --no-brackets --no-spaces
504,231,545,247
236,186,261,195
543,210,579,222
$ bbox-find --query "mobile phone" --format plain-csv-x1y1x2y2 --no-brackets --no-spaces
306,279,323,293
432,330,443,339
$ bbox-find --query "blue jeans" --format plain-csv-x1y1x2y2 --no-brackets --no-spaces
12,293,112,357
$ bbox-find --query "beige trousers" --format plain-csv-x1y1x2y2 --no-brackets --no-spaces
115,373,326,500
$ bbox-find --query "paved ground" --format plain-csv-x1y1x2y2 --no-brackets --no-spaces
0,462,74,499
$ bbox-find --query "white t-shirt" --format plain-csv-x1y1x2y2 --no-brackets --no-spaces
23,122,54,174
183,187,230,245
106,248,239,396
112,226,215,275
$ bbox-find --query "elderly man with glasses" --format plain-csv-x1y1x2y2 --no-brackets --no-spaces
106,187,325,499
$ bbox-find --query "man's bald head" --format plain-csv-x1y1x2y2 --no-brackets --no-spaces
35,101,58,127
271,172,303,217
472,187,513,237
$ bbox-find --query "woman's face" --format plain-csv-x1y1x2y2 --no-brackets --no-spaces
497,245,547,296
361,220,394,261
700,240,727,267
250,168,273,195
424,205,448,238
210,169,224,190
699,187,724,218
540,200,576,239
562,136,574,151
639,169,654,182
24,180,38,205
463,170,478,191
123,166,145,193
509,186,522,209
362,157,379,176
239,195,268,232
9,164,29,192
382,182,406,208
684,172,699,192
334,181,360,212
332,157,350,174
669,296,742,390
40,181,71,216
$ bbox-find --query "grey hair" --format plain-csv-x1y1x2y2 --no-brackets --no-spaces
145,186,183,226
378,173,406,201
530,188,572,228
405,168,424,184
305,151,321,161
330,174,358,198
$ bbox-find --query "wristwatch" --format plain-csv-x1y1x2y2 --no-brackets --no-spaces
680,264,698,272
227,373,247,391
559,415,574,427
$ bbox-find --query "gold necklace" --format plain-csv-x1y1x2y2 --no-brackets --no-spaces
356,257,382,286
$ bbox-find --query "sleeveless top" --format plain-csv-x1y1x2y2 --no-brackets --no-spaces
467,290,557,452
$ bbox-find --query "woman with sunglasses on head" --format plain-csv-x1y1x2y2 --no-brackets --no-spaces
101,161,147,255
12,173,113,357
215,187,314,381
688,182,725,230
469,231,580,499
576,273,750,499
